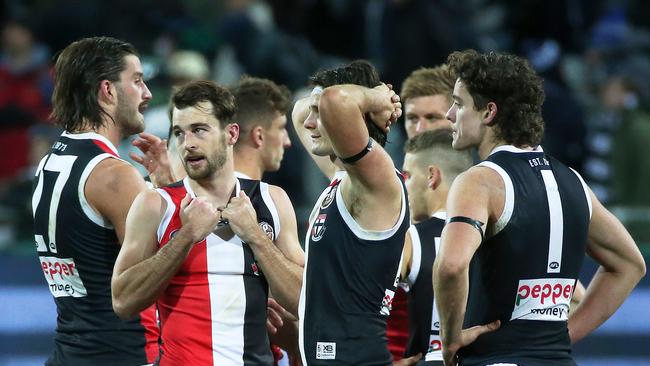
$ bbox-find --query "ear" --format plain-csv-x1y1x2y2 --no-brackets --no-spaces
427,165,442,191
483,102,497,126
97,79,116,105
226,123,240,145
251,125,264,148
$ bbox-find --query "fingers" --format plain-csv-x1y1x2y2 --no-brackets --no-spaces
463,319,501,346
138,132,163,144
266,319,278,335
268,306,283,327
180,193,192,210
267,304,284,329
267,297,286,313
393,352,422,366
129,152,145,165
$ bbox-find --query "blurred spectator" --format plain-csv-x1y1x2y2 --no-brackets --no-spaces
218,0,342,90
375,0,480,90
0,19,53,184
147,49,211,136
607,56,650,206
0,124,62,249
523,39,587,171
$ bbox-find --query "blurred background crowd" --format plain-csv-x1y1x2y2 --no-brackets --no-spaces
0,0,648,365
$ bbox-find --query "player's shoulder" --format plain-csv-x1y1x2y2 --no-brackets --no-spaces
87,157,146,194
266,184,294,211
454,164,502,190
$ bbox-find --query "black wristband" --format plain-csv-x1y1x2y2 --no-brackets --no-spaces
446,216,485,242
339,139,373,164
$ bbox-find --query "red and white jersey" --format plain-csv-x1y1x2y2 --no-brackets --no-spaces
155,177,281,366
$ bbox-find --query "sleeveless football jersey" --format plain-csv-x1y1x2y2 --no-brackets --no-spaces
155,177,280,365
299,171,410,365
32,131,158,365
459,145,591,366
403,213,446,365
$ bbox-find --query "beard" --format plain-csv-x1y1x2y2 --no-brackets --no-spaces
115,89,144,136
184,134,228,180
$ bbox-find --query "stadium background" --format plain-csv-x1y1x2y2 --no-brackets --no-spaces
0,0,648,364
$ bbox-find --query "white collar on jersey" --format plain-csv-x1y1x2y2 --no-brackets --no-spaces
432,211,447,220
182,176,241,199
488,144,543,157
61,131,120,156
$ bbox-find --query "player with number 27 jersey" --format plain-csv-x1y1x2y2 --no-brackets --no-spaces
32,131,158,365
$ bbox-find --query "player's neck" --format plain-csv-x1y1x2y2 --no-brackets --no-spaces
189,159,238,206
477,133,506,160
71,119,123,149
233,158,262,180
234,148,264,180
428,185,449,216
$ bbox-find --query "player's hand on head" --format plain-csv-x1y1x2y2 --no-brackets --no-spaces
369,83,401,133
221,191,263,244
130,132,175,186
179,193,221,243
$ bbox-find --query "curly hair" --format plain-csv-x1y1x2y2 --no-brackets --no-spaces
309,60,387,147
447,50,545,147
400,65,455,104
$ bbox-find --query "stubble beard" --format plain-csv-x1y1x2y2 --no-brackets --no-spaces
185,142,228,180
115,92,144,137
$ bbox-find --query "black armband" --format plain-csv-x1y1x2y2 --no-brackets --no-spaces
339,139,373,164
446,216,485,242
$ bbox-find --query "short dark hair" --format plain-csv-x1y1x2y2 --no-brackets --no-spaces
404,128,453,154
405,128,473,184
309,60,387,146
170,80,236,127
447,50,545,147
51,37,138,132
230,76,291,136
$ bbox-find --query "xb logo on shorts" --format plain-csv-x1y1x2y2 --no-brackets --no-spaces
311,214,327,242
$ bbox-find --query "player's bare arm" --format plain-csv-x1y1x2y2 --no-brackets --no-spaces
291,96,338,180
318,84,403,230
111,190,221,318
85,158,149,244
222,186,304,316
570,280,586,311
400,229,414,283
433,167,501,365
567,188,645,343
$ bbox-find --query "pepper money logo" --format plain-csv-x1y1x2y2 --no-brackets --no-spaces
511,278,575,321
